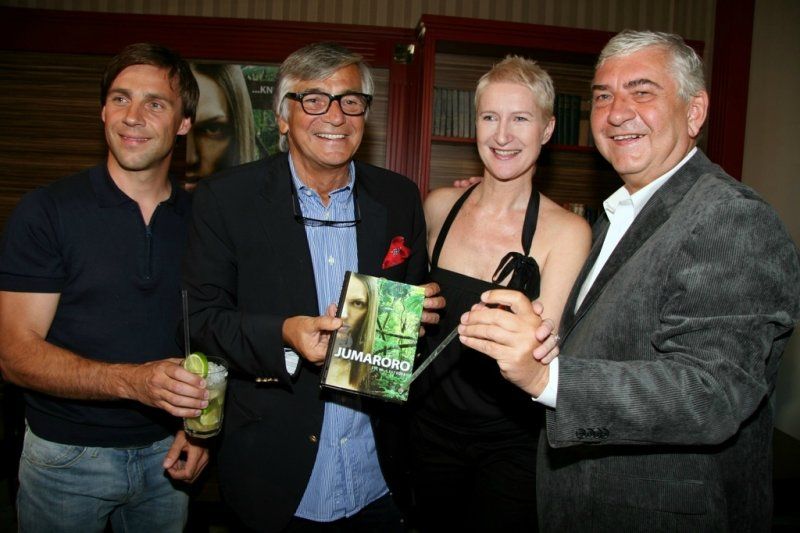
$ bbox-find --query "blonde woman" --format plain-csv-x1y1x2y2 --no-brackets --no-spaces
410,56,591,531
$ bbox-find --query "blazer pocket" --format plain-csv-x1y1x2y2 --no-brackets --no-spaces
592,470,708,515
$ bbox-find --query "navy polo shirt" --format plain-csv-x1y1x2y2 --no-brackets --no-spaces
0,165,191,447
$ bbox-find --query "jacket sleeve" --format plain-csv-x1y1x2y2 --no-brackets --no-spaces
182,181,292,383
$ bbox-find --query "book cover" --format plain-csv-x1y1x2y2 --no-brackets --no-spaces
321,271,425,403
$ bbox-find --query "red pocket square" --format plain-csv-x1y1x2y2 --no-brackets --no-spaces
382,236,411,269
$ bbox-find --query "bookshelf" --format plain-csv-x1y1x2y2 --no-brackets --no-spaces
408,15,703,212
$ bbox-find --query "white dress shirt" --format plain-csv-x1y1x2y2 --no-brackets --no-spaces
534,148,697,408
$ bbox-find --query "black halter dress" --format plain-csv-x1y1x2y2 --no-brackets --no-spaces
413,184,544,435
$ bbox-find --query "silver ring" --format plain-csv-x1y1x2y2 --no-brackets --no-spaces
553,333,561,344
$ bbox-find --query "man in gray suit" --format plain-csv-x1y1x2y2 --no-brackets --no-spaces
458,30,800,531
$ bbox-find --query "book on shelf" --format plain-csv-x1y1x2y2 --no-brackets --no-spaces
553,94,563,145
320,271,425,403
446,87,456,137
461,89,472,138
569,94,581,145
433,87,443,137
431,87,477,139
454,89,463,138
578,96,593,147
553,93,583,146
468,89,476,139
455,88,463,138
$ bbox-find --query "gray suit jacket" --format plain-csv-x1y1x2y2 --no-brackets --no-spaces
538,150,800,532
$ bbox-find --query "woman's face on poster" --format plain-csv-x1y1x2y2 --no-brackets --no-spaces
184,70,235,191
341,277,369,336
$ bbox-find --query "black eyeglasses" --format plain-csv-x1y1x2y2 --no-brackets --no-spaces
291,182,361,228
285,91,373,116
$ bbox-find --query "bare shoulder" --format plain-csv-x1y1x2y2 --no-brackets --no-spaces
423,187,465,231
537,194,591,243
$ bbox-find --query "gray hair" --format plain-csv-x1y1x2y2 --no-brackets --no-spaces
597,30,705,101
274,42,374,152
475,55,555,120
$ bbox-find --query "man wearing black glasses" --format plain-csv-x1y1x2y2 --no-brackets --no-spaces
183,42,440,532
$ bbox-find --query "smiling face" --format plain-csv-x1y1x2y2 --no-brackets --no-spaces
278,64,365,183
101,64,191,181
184,70,234,189
476,82,555,183
590,46,708,192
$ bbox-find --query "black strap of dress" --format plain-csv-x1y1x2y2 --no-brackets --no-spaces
430,183,541,300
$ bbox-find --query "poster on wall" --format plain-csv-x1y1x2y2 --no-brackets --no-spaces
183,63,280,191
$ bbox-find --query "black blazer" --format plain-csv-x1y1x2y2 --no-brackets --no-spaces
182,153,428,532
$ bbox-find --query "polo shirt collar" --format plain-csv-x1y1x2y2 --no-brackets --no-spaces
90,164,189,215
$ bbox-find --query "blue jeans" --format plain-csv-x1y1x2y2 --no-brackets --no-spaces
17,427,189,533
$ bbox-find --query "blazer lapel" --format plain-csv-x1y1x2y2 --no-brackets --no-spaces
354,164,388,278
563,150,716,339
254,154,319,313
560,217,609,336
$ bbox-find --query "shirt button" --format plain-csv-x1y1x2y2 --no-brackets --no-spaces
340,437,348,445
304,190,312,196
328,256,335,265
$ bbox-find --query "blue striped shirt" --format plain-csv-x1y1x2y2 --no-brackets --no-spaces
289,155,389,521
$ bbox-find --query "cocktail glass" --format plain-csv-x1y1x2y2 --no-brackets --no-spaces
184,356,228,438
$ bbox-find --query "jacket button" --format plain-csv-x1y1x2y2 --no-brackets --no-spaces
309,434,318,444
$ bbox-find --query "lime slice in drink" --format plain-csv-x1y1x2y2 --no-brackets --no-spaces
183,352,208,378
200,404,221,426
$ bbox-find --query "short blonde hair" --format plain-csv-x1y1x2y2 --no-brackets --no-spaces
475,55,555,120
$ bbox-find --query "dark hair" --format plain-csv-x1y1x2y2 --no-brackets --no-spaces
100,43,199,122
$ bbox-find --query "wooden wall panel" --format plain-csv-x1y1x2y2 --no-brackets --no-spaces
0,51,108,228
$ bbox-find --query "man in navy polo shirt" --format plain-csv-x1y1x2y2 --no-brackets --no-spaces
0,43,208,532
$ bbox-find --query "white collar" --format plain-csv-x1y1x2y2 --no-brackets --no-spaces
603,147,697,219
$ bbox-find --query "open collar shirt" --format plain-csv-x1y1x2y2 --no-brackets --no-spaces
288,155,389,521
536,147,698,408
